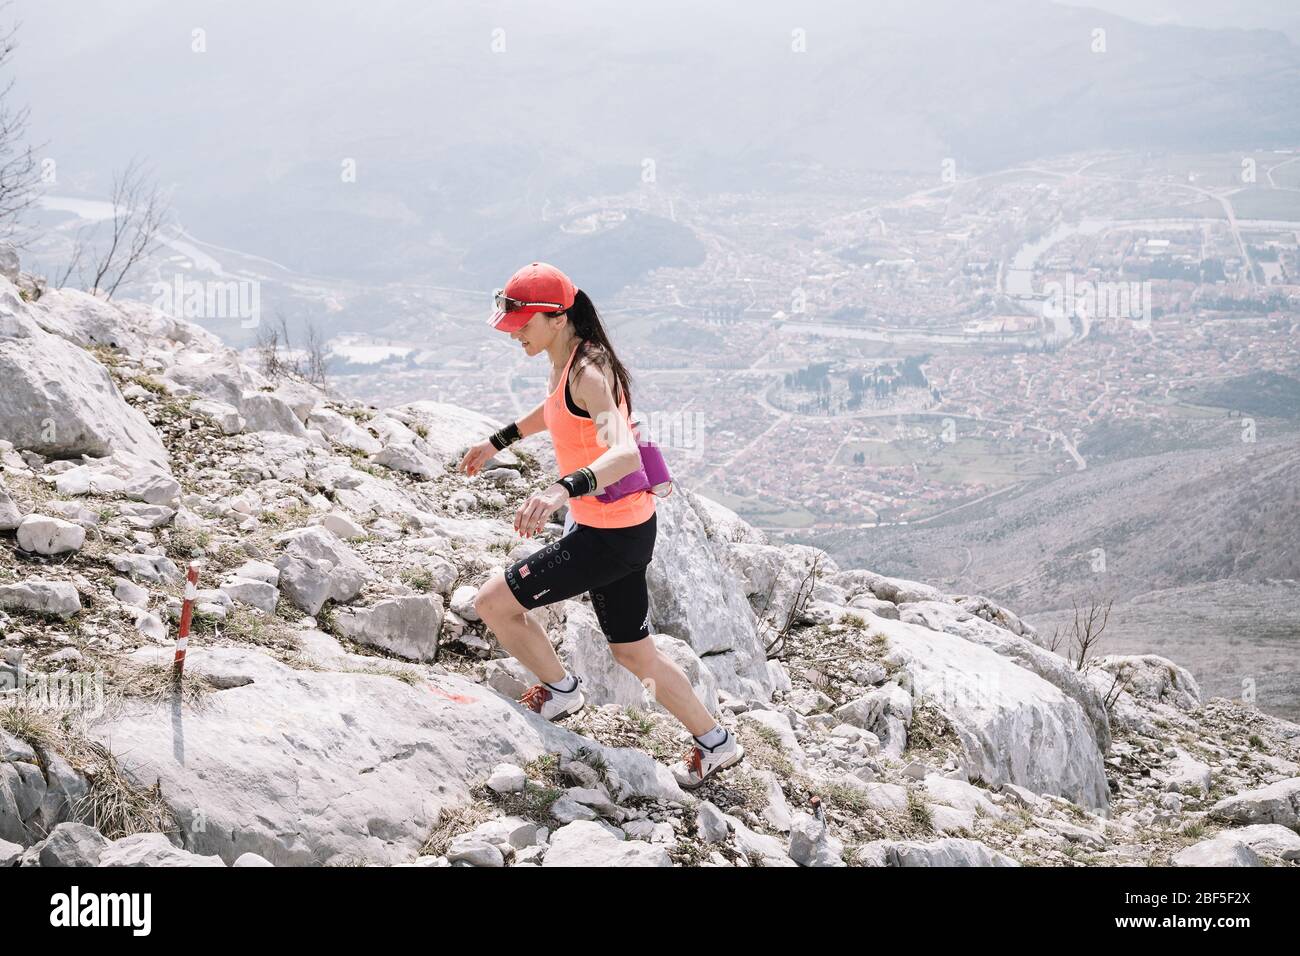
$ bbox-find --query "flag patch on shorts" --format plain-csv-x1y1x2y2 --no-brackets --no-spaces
519,565,530,578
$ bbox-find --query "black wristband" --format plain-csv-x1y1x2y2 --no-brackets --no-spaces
557,466,597,497
489,422,522,451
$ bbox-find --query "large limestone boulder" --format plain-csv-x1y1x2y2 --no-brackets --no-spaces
884,837,1020,867
0,579,81,618
1091,655,1202,711
644,489,775,702
33,286,223,358
1208,777,1300,830
0,284,167,468
1218,824,1300,861
51,451,179,506
830,568,945,606
159,351,268,409
692,493,769,545
723,541,831,627
543,820,674,866
387,401,528,472
874,614,1111,812
31,822,110,866
332,595,444,662
89,645,691,865
306,407,382,453
16,514,86,555
99,833,228,867
1171,835,1262,867
239,391,309,438
898,599,1112,756
274,527,373,615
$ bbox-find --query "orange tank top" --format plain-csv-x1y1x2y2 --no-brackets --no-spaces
544,341,656,529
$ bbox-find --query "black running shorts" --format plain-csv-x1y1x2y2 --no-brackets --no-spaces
504,510,657,644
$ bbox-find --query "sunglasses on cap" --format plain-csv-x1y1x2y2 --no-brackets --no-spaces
493,289,565,314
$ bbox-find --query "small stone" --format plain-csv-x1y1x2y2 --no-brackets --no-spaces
114,578,149,608
221,576,279,614
446,834,505,867
313,512,365,540
16,514,86,555
487,763,527,794
0,579,81,618
696,801,729,843
550,795,598,824
451,584,479,622
233,852,275,867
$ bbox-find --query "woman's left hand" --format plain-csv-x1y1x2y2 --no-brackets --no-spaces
515,483,571,538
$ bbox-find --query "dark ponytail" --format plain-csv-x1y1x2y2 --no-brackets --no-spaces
566,289,636,417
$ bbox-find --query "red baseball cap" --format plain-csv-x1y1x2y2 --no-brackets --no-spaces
488,262,578,333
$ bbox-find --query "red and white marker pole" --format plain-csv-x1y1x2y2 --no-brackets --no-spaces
174,563,200,678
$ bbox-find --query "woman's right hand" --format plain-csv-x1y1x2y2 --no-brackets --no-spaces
459,439,498,476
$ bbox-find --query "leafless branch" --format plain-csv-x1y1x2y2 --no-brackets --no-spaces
258,311,328,390
1102,667,1130,711
1068,592,1113,671
88,158,171,299
303,318,328,389
760,550,825,659
53,230,85,289
0,8,41,235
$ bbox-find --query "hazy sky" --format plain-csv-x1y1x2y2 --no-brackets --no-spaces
12,1,1299,281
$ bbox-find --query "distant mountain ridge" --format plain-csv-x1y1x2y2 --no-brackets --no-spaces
16,0,1300,283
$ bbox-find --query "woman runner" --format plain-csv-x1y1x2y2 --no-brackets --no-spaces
459,262,743,789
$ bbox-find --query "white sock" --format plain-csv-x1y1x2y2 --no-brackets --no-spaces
694,724,728,749
543,672,578,695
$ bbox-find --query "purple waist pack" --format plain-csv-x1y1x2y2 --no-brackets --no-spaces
596,420,674,503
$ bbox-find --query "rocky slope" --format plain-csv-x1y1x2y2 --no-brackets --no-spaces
1,257,1298,867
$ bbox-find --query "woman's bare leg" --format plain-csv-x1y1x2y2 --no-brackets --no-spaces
609,637,716,736
473,573,567,684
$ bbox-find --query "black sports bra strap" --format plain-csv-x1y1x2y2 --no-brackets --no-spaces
564,373,591,419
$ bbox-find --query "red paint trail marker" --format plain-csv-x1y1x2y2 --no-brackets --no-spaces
174,563,199,678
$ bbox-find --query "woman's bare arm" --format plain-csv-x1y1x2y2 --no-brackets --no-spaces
516,399,547,438
566,363,641,491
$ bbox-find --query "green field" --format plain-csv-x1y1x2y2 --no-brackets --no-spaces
1269,159,1300,189
1120,199,1226,220
839,433,1062,487
1227,187,1300,221
1086,153,1280,190
1175,372,1300,421
699,485,818,529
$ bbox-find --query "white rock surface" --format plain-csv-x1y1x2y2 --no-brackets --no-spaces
1,285,168,467
1208,777,1300,829
274,527,372,614
16,514,86,555
0,477,21,530
0,579,81,618
1171,834,1262,867
221,576,280,614
332,595,443,661
542,820,674,867
886,837,1020,867
645,489,776,702
874,614,1110,811
190,399,245,434
108,552,181,584
99,832,228,867
88,645,689,865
